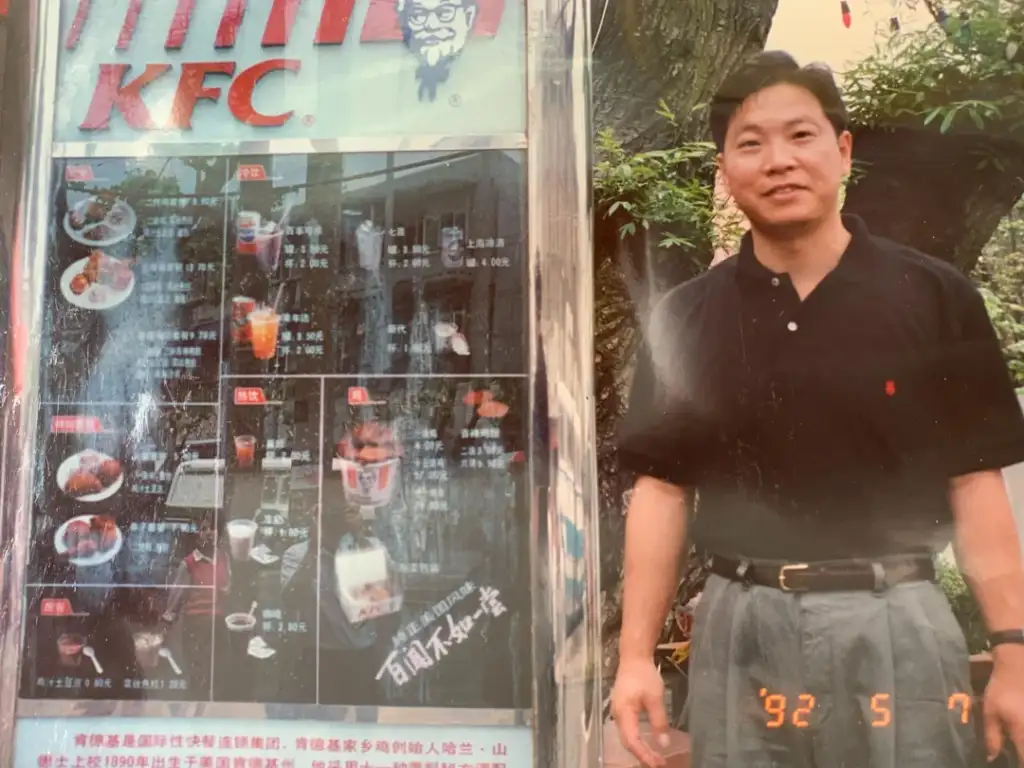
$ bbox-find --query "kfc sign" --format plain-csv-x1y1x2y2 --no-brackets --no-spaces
65,0,508,134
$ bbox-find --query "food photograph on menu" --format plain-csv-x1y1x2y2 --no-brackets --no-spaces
42,157,228,405
223,151,526,377
316,377,531,709
28,403,221,590
213,379,321,703
20,583,214,702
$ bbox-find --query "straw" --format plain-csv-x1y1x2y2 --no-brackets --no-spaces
278,199,294,231
272,283,286,313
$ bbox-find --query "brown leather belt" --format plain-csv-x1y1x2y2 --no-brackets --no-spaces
709,555,936,593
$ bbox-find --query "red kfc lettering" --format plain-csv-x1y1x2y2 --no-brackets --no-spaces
216,0,248,48
228,59,300,127
65,0,92,50
80,64,170,131
170,62,236,129
81,59,298,132
262,0,302,47
165,0,196,50
116,0,143,50
316,0,357,44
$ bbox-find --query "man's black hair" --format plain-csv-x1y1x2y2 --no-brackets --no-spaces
709,50,849,152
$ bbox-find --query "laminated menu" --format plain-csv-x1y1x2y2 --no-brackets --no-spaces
25,150,533,711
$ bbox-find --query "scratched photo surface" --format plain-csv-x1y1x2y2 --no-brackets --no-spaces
23,149,531,707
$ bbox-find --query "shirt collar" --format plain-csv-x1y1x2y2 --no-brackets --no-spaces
735,214,876,286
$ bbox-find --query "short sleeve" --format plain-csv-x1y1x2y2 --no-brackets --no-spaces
937,279,1024,477
616,322,711,488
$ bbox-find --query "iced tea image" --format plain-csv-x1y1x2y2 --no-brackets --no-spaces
248,308,280,360
234,435,256,468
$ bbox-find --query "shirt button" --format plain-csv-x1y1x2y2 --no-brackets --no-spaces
787,321,798,332
771,277,781,287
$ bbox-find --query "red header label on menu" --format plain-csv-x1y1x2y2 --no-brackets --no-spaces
233,387,268,406
51,415,105,434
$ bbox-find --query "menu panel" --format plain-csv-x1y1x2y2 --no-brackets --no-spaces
223,153,526,377
20,586,212,702
42,158,228,405
24,150,531,711
30,403,220,588
216,378,321,704
315,376,529,708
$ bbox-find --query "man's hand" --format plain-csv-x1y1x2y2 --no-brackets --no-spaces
984,647,1024,761
610,657,670,767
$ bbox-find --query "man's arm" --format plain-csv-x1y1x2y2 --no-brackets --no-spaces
950,470,1024,637
619,476,690,662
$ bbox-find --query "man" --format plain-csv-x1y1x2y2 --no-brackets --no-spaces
161,514,230,695
397,0,477,101
611,51,1024,768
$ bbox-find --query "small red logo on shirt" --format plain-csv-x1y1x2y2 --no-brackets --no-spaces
884,380,897,396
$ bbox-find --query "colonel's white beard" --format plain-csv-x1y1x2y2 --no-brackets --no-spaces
419,40,458,66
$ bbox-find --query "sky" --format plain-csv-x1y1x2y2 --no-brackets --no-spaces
766,0,934,74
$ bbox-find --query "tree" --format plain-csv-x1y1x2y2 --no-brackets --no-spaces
842,0,1024,272
593,0,1024,678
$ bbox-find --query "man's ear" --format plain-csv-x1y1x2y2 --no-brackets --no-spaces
838,130,853,176
715,158,730,199
466,5,478,28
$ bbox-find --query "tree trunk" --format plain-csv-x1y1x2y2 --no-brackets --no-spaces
845,126,1024,273
591,0,780,148
591,0,781,678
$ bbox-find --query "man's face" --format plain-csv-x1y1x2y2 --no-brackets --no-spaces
400,0,476,67
719,83,852,233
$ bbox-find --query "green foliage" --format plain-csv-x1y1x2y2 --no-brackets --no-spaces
937,560,989,655
843,0,1024,141
974,201,1024,392
593,102,726,251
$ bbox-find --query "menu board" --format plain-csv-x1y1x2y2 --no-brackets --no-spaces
22,151,531,710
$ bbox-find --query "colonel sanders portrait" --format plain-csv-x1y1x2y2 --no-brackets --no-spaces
397,0,478,101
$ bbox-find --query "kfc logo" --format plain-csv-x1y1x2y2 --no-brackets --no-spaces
397,0,478,101
358,467,377,495
65,0,507,133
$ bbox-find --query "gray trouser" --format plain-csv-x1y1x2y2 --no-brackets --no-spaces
687,574,981,768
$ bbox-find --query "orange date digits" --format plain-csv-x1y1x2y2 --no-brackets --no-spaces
793,694,815,728
871,693,892,727
948,692,971,724
759,689,816,728
760,688,786,728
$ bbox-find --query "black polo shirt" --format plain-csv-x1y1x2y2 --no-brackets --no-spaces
618,215,1024,561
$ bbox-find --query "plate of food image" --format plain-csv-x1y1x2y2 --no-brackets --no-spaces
56,450,123,503
63,195,137,248
60,251,135,310
54,514,123,567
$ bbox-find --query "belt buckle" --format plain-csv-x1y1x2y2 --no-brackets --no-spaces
778,563,809,592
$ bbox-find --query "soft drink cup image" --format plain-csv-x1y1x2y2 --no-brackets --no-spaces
231,296,256,344
133,631,163,671
226,518,258,561
57,633,84,668
234,435,256,468
248,308,280,360
236,212,261,254
254,223,284,273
